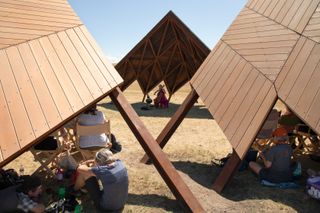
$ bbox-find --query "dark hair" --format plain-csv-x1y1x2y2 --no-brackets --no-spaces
17,175,41,194
83,105,97,115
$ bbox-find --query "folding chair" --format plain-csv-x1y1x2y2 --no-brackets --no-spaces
253,109,280,149
292,124,319,152
75,120,111,161
30,128,70,176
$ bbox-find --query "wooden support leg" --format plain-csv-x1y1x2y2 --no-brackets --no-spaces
212,149,241,193
141,89,199,163
110,87,204,213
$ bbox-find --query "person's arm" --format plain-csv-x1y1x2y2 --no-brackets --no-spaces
259,151,272,168
77,162,95,175
30,204,45,213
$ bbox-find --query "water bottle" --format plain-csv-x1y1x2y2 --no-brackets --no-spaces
74,204,81,213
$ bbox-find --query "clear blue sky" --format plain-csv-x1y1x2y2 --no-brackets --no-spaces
68,0,247,63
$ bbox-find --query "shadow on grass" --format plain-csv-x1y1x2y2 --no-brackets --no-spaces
126,193,182,212
98,102,213,120
173,160,319,213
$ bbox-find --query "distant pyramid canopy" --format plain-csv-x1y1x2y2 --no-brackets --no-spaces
0,0,123,165
115,11,210,98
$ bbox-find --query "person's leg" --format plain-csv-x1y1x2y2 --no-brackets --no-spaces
83,177,103,209
249,161,263,175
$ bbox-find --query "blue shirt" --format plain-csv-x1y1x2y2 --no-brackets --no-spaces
91,160,128,210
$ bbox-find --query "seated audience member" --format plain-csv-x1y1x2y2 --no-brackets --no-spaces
72,148,128,211
249,127,294,183
77,105,110,149
153,84,168,108
0,175,45,213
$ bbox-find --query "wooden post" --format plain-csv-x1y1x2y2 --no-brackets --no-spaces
211,149,242,193
141,89,199,163
142,93,147,103
110,87,204,213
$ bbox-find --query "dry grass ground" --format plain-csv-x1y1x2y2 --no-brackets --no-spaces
5,82,320,212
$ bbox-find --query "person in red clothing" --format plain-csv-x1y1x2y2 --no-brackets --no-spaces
153,84,168,108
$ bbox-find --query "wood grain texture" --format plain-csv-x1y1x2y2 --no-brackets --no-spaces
247,0,320,34
0,0,81,49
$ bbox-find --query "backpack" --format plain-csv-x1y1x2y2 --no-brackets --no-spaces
110,134,122,154
0,169,23,190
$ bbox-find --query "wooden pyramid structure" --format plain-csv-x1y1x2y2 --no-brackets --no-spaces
0,0,204,211
116,11,210,100
141,0,320,192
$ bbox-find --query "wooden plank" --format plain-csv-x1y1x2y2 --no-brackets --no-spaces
211,63,252,120
270,0,287,20
0,50,35,147
6,46,49,137
285,44,320,108
225,34,298,45
238,46,293,55
231,18,271,29
47,34,93,105
305,87,320,127
208,59,247,112
192,42,227,91
245,54,289,61
253,0,267,12
296,0,320,33
0,32,36,40
17,42,61,128
79,26,123,86
236,86,277,158
224,24,284,36
0,37,24,45
65,28,111,94
259,0,273,14
74,27,118,88
4,0,74,12
275,0,295,23
223,29,294,40
191,40,223,85
218,70,259,131
212,150,242,193
201,50,236,100
231,80,273,147
57,31,102,100
0,20,66,32
39,36,84,112
0,1,76,15
281,0,304,27
140,89,199,163
231,40,297,50
295,60,320,118
0,5,79,21
275,36,306,90
265,0,281,17
288,0,313,32
278,39,315,101
195,44,230,95
0,81,20,159
29,39,73,120
0,25,49,35
110,87,204,213
224,75,266,141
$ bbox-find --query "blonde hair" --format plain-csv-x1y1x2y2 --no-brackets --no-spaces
95,148,115,166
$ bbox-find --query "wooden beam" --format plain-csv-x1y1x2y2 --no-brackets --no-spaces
141,89,199,163
211,149,242,193
110,87,204,212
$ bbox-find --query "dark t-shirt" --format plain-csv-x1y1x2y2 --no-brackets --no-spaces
91,160,128,210
260,144,293,183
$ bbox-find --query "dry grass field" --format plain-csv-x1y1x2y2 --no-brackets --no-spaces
5,82,320,213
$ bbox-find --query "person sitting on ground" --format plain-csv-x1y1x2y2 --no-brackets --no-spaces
0,175,45,213
153,84,168,108
77,105,111,149
72,148,128,211
249,127,294,183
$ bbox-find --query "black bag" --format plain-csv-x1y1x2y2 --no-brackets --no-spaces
110,134,122,154
0,169,23,190
34,136,58,150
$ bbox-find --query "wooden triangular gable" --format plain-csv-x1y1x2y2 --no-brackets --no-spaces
116,11,210,100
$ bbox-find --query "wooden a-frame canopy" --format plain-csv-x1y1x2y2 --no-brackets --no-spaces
0,0,204,211
115,11,210,100
141,0,320,192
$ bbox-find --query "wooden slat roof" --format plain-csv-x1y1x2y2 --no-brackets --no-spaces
0,0,123,165
191,0,320,159
115,11,210,98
